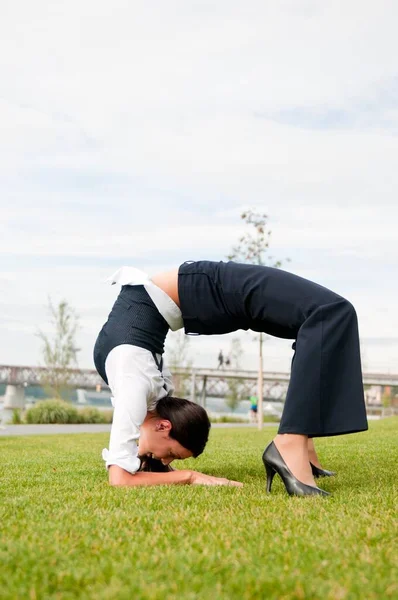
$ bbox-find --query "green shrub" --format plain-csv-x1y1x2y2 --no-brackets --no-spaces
210,414,280,424
99,410,113,424
262,414,281,423
210,415,247,423
25,400,114,425
78,407,107,424
11,409,23,424
78,407,113,424
26,399,79,424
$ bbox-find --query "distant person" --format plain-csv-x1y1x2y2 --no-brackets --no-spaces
249,395,258,422
94,260,367,496
217,350,224,369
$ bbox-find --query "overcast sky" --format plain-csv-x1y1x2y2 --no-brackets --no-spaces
1,0,398,374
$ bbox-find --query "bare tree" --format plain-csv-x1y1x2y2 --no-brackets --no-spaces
37,299,80,399
165,330,192,398
228,209,284,268
228,209,289,429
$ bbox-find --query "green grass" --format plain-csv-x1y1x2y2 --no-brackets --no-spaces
0,419,397,600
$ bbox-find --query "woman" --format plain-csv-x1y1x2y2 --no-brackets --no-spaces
94,265,241,488
94,260,367,495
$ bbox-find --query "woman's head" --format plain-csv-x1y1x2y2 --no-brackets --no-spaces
156,396,211,456
138,396,211,467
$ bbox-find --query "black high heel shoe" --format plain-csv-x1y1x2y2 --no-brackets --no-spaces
310,463,336,478
262,442,331,497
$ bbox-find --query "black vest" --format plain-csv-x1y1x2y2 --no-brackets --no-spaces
93,285,169,385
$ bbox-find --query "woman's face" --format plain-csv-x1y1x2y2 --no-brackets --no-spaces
138,418,193,465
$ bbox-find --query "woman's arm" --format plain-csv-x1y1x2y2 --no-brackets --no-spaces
109,465,243,487
102,347,154,474
109,465,191,486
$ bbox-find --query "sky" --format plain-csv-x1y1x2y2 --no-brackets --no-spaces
1,0,398,374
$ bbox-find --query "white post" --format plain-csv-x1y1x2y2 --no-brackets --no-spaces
190,369,197,403
257,333,263,430
76,389,87,405
2,385,25,424
200,375,207,408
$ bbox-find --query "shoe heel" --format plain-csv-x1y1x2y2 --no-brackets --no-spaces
265,463,276,493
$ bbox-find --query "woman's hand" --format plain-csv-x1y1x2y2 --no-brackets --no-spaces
189,471,243,487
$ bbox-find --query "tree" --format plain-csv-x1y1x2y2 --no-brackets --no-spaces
225,338,245,412
37,299,80,399
228,209,289,429
164,330,192,398
228,209,284,268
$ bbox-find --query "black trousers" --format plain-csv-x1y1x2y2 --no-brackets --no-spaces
178,261,368,437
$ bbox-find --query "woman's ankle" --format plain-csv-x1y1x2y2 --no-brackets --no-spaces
275,433,308,449
307,438,322,468
274,434,316,486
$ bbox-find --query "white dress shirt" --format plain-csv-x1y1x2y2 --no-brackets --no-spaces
101,267,183,474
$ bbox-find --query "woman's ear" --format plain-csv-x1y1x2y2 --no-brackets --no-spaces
155,419,172,432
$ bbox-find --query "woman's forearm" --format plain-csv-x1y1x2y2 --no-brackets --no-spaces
108,465,243,487
108,465,192,486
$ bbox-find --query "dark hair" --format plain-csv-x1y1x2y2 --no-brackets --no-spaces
154,396,211,458
138,456,175,473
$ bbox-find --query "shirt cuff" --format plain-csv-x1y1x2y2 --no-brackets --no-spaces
102,448,141,475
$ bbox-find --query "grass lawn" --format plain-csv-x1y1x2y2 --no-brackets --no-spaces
0,419,397,600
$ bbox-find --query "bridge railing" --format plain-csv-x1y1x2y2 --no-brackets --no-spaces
1,364,398,390
0,365,106,389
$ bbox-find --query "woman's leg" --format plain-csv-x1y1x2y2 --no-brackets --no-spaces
278,298,367,437
177,261,367,489
307,438,322,469
273,298,367,486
